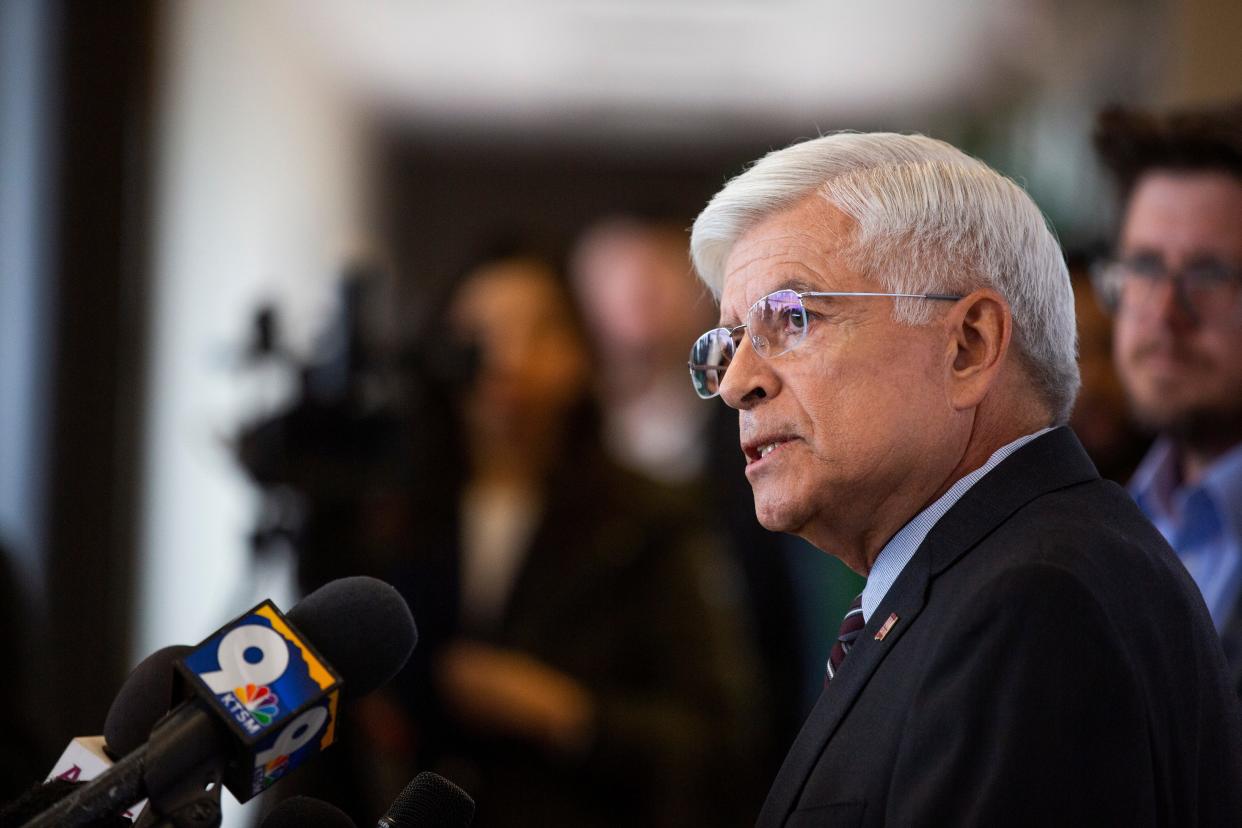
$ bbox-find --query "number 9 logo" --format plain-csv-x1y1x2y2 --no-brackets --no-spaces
253,706,329,768
198,625,290,694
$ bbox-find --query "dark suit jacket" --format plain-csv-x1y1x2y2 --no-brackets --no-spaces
1219,603,1242,701
390,448,758,828
758,427,1242,827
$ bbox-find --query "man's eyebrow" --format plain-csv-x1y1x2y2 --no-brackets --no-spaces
718,277,830,326
785,278,821,294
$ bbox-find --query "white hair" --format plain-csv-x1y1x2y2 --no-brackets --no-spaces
690,132,1080,423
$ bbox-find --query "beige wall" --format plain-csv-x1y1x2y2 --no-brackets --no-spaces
1164,0,1242,105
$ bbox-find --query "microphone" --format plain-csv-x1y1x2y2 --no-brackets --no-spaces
377,773,475,827
261,796,357,828
104,645,194,758
254,773,476,828
27,576,417,828
0,779,131,827
35,645,192,822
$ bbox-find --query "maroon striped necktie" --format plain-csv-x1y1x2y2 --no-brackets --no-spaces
825,594,865,686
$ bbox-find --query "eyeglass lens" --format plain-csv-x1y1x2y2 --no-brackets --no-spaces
750,290,809,357
689,328,733,398
687,289,811,399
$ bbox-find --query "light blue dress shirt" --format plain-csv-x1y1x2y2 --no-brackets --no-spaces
860,428,1054,622
1130,438,1242,632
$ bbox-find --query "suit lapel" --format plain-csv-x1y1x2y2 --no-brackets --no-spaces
756,428,1100,826
757,549,931,826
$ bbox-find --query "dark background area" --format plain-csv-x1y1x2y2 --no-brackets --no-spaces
2,2,156,762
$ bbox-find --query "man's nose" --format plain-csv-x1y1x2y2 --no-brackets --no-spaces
719,335,776,409
1148,274,1200,330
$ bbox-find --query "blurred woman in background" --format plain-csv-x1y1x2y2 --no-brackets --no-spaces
371,247,759,827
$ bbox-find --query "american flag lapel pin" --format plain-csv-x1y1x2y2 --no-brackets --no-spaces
874,612,899,641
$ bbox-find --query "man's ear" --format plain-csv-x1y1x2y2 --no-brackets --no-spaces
945,289,1011,411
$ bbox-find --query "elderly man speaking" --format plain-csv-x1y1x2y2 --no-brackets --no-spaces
687,133,1242,826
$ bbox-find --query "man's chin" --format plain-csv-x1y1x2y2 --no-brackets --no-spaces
1128,401,1185,433
751,498,806,536
1129,395,1242,444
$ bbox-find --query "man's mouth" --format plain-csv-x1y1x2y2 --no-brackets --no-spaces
743,435,796,464
1130,340,1207,369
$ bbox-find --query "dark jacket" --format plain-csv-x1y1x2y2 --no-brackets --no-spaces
392,447,758,828
758,427,1242,827
1220,604,1242,701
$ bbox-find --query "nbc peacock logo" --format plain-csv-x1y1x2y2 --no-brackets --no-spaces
234,683,280,726
262,753,291,785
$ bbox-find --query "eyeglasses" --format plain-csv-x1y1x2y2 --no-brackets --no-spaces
687,288,963,399
1091,255,1242,325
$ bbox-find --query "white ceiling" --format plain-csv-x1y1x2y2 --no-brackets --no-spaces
276,0,1046,138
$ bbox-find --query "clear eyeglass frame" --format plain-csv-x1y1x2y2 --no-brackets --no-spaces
687,287,962,400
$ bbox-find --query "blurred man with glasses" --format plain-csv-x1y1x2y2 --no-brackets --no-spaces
1094,103,1242,698
687,131,1242,825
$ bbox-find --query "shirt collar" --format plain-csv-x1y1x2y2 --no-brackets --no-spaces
1198,441,1242,542
1131,437,1242,537
860,427,1054,621
1129,436,1180,520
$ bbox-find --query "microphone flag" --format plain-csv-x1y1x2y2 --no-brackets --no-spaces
46,735,145,821
175,599,342,801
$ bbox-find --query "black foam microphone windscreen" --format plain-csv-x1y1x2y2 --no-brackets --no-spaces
103,645,192,758
262,795,357,828
287,576,418,698
378,772,475,827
